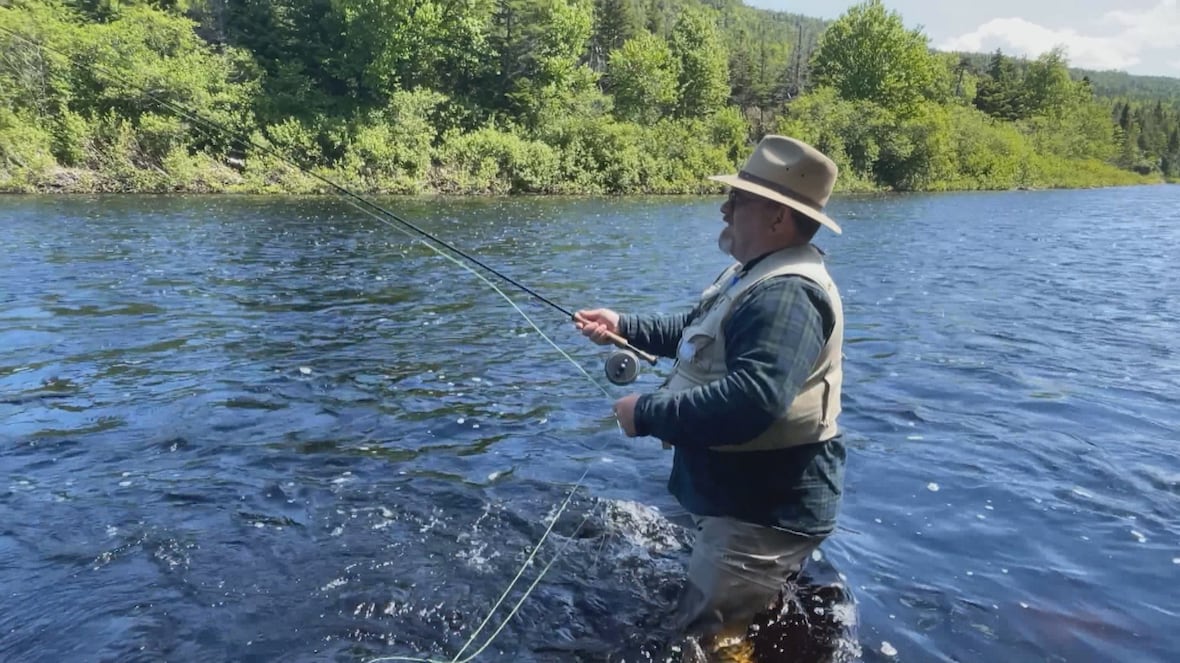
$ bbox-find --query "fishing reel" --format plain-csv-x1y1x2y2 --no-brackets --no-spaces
576,317,656,385
604,349,642,385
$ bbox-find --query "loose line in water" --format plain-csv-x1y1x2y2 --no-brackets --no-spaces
0,24,625,663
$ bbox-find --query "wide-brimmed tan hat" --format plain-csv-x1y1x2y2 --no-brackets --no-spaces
709,135,842,235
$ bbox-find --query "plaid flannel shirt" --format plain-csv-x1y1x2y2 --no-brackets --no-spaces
619,264,845,536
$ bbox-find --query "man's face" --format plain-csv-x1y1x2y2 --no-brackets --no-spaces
719,189,779,262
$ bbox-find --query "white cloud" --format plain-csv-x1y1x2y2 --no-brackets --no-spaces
938,1,1180,72
1103,0,1180,46
938,17,1137,69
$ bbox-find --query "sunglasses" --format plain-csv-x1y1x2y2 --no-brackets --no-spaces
726,189,762,208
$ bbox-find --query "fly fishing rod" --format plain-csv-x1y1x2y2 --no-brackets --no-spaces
0,24,656,385
1,22,646,662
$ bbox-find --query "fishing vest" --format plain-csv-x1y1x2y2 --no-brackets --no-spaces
664,244,844,452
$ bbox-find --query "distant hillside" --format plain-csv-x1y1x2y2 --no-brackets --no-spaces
1068,69,1180,102
946,50,1180,103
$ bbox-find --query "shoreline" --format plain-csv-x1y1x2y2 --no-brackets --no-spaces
0,168,1166,197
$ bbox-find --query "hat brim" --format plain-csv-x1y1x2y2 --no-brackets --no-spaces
709,174,842,235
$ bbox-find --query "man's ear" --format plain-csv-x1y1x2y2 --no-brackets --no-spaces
772,206,793,235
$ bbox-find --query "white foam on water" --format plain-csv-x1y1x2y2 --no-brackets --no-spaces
1072,486,1093,499
118,481,132,487
455,541,500,573
321,578,347,591
1131,530,1147,543
418,515,441,534
927,482,940,492
1020,602,1029,608
830,599,859,622
600,499,683,553
299,366,312,375
906,435,924,440
880,641,897,656
1172,558,1180,564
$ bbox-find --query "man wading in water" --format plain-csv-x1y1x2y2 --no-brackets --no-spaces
576,135,847,662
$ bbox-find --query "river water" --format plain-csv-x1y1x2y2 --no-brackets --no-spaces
1,187,1177,663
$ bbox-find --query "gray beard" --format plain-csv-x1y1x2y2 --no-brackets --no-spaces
717,227,734,257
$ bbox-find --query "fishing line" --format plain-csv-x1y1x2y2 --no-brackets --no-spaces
0,24,628,662
0,24,582,323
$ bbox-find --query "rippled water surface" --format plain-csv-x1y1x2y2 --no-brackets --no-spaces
2,188,1178,663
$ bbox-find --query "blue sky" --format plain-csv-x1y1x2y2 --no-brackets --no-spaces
744,0,1180,77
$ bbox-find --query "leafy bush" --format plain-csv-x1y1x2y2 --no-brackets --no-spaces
0,109,57,192
433,127,560,194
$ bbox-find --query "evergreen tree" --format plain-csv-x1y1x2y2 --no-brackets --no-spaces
974,49,1027,120
591,0,642,71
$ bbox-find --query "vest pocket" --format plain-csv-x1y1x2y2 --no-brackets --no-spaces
673,320,721,375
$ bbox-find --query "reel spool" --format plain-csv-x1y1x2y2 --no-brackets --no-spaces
604,349,641,385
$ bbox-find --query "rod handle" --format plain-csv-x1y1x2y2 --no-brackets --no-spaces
602,331,659,365
573,313,659,365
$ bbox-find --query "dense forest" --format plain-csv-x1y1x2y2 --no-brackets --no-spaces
1,0,1177,194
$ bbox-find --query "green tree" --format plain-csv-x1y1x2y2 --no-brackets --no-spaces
332,0,494,105
590,0,641,70
668,6,728,117
1023,48,1073,117
728,31,756,109
1162,128,1180,177
607,32,679,124
643,0,675,37
486,0,601,128
809,0,937,111
973,49,1027,120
